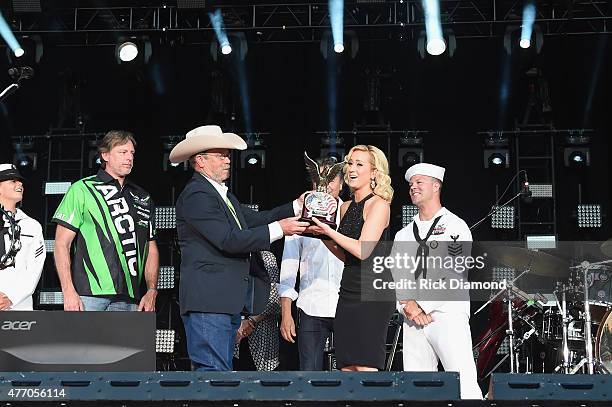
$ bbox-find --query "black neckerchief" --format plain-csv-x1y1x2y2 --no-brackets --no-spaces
413,215,442,280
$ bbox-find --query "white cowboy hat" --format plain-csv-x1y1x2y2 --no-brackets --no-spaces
169,125,247,163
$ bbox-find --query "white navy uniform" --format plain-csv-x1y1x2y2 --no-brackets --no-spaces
393,207,482,400
0,209,45,310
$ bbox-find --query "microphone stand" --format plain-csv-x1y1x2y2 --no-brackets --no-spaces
470,191,524,231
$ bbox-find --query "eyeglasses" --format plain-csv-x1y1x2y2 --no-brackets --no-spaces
198,152,231,160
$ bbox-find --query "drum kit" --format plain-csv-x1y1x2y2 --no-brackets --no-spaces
475,242,612,378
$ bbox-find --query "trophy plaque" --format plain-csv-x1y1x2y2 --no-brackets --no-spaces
300,152,345,232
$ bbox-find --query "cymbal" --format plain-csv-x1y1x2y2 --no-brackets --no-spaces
487,246,569,277
601,239,612,258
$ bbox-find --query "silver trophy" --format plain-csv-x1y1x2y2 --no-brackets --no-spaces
300,152,345,231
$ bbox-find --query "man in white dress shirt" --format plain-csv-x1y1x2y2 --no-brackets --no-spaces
0,164,45,311
279,158,344,370
392,163,482,399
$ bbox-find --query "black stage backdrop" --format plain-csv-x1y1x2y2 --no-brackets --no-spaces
1,35,610,241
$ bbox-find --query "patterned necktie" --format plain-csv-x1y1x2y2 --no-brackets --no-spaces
225,196,242,230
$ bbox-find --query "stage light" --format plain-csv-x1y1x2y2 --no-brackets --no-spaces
115,36,151,65
155,206,176,230
483,133,509,169
565,148,590,167
330,0,344,53
527,183,552,198
422,0,444,56
246,154,260,166
220,43,232,55
504,25,543,55
491,205,515,229
426,38,446,56
38,290,64,306
320,30,359,60
155,329,176,354
44,182,71,195
162,136,186,172
6,34,43,66
398,133,423,168
520,2,536,49
417,29,456,59
209,9,232,58
118,41,138,62
240,134,266,169
12,140,37,172
402,205,419,227
577,204,601,228
177,0,206,8
158,266,175,290
563,133,590,167
0,12,25,60
87,139,101,169
485,152,508,168
320,133,345,162
12,0,42,13
526,235,556,249
44,239,54,253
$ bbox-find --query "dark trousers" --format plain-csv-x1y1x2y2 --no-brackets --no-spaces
298,309,334,371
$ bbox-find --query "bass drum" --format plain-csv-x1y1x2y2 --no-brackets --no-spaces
596,309,612,373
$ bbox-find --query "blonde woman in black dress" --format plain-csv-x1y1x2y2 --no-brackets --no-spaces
309,145,395,371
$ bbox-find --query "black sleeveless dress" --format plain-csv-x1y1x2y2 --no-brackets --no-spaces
333,193,396,370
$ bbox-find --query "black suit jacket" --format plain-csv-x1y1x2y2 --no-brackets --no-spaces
176,173,294,315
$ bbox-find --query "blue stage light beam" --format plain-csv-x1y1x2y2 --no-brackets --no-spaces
329,0,344,53
235,55,252,134
326,53,338,142
209,9,232,55
0,11,24,57
497,51,512,129
520,3,536,49
422,0,445,55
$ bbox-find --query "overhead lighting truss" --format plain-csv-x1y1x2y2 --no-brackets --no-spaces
6,1,610,46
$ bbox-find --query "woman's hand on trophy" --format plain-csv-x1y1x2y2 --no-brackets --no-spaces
308,217,333,236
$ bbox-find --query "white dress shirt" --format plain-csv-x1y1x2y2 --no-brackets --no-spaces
0,209,45,310
278,200,344,318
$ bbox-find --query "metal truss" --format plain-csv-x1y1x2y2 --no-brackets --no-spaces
2,1,610,46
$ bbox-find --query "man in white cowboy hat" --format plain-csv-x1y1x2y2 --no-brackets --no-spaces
391,162,482,399
0,164,45,310
170,125,310,372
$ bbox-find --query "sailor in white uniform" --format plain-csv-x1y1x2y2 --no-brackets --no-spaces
392,163,482,400
0,164,45,311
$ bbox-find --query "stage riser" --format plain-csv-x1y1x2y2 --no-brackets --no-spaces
492,373,612,401
0,372,459,402
2,373,611,405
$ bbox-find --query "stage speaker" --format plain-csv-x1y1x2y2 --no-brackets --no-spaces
492,373,612,401
0,311,155,371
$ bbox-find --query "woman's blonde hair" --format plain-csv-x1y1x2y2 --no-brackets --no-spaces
343,145,393,203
